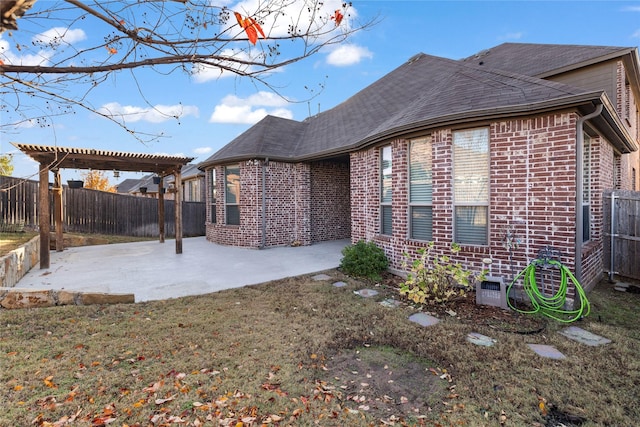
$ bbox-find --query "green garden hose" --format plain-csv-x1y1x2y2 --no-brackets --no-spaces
506,259,590,323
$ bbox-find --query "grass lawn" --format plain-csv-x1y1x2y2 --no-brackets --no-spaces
1,262,639,426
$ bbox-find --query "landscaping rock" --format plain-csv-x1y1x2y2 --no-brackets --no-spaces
379,298,401,308
408,312,440,327
312,274,332,281
332,281,348,287
354,289,378,298
558,326,611,346
0,288,55,309
527,344,566,359
79,293,134,305
467,332,497,347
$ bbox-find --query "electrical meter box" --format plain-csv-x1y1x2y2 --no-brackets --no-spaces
476,276,509,310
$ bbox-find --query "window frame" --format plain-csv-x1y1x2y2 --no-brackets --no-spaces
224,164,240,226
409,137,433,241
452,127,490,246
208,168,216,224
380,145,392,236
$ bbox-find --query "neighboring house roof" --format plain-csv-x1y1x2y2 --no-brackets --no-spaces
200,44,638,168
117,163,202,194
181,163,205,180
116,178,139,194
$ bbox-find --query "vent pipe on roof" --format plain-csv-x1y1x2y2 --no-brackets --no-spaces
575,103,603,284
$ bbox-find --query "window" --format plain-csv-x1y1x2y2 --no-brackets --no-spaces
225,165,240,225
380,146,392,235
633,168,637,192
583,133,591,243
409,137,433,241
453,128,489,245
208,168,216,223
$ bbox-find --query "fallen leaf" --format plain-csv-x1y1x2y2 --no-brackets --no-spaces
43,376,57,388
155,395,175,405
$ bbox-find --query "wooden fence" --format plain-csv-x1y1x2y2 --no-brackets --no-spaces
603,190,640,281
0,176,205,237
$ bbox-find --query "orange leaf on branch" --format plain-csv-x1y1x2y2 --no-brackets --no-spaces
233,12,265,45
331,9,344,26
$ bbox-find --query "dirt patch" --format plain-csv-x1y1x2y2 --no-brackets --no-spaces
322,346,447,423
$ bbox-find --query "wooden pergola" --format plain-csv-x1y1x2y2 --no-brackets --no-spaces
12,143,194,269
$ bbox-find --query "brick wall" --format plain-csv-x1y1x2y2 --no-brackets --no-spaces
205,159,349,248
350,113,596,297
310,161,351,242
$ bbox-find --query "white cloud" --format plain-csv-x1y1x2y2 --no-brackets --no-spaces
33,27,86,46
326,44,373,67
98,102,199,123
500,32,524,41
0,35,52,65
633,29,640,39
622,6,640,12
209,91,293,124
191,48,261,83
194,147,213,155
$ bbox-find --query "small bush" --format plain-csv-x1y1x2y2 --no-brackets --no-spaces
340,240,389,281
399,242,486,305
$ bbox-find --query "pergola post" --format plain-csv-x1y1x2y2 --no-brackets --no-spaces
174,170,183,254
53,170,64,252
38,163,50,269
158,177,165,243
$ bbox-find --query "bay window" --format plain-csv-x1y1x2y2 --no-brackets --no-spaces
225,165,240,225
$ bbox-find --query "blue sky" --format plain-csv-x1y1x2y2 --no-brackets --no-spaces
1,0,640,184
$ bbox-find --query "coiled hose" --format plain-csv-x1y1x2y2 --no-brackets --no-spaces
507,259,590,323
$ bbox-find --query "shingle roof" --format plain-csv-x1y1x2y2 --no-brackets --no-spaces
200,45,633,167
461,42,634,78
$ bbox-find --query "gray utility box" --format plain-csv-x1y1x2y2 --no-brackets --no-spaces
476,276,509,310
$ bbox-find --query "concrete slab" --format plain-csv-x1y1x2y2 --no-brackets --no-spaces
559,326,612,346
408,312,440,327
527,344,566,360
16,237,349,302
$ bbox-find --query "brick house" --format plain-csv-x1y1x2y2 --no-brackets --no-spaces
199,43,640,293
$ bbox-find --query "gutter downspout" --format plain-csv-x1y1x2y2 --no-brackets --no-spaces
575,104,603,283
260,158,269,249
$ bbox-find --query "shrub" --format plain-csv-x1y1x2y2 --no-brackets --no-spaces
340,240,389,281
399,242,486,305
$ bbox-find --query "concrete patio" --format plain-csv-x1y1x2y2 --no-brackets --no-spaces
15,237,350,302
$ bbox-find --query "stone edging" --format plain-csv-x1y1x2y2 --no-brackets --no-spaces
0,287,134,309
0,235,135,309
0,235,40,288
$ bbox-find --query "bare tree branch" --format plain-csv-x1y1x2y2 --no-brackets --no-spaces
0,0,377,141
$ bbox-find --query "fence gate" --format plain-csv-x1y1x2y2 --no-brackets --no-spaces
603,190,640,281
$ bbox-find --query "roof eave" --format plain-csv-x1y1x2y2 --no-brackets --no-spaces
592,93,638,154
